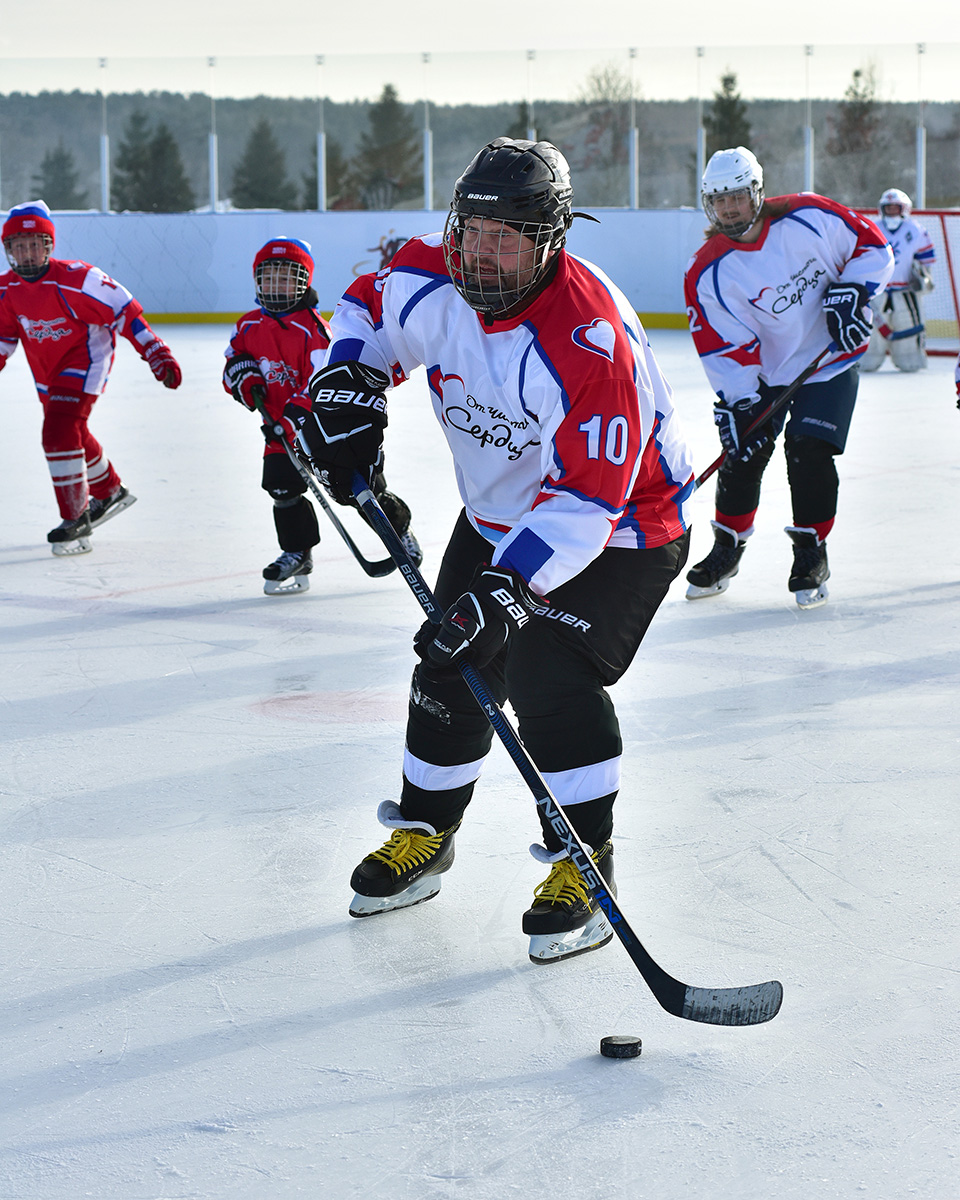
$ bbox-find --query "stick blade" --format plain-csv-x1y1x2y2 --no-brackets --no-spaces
681,979,783,1026
359,556,398,578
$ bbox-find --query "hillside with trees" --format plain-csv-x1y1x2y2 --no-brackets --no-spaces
1,75,957,213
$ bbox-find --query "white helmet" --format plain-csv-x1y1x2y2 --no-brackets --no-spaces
701,147,765,237
878,188,912,232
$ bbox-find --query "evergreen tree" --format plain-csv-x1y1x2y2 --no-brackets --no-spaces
704,73,753,158
231,117,298,209
822,65,885,205
113,111,194,211
826,66,880,156
32,141,88,209
112,110,153,210
352,84,421,210
146,123,196,212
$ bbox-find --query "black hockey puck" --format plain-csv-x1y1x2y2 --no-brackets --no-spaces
599,1035,642,1059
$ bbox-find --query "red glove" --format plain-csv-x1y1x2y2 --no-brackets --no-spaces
144,339,182,389
224,354,267,411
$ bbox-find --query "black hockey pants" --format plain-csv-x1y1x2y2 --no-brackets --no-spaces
715,365,859,528
400,511,689,853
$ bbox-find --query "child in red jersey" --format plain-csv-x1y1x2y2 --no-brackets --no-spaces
222,237,421,595
0,200,182,554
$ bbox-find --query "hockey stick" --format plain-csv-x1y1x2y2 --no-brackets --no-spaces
352,472,783,1027
279,442,396,578
693,346,834,492
252,395,396,578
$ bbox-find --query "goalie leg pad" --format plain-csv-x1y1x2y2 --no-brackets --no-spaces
887,291,926,373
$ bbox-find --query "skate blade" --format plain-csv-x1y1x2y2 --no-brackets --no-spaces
685,576,732,600
263,574,311,595
349,875,442,917
794,584,829,609
51,537,92,556
528,911,613,964
90,492,137,529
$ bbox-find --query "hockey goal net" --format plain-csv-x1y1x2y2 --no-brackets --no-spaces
857,208,960,356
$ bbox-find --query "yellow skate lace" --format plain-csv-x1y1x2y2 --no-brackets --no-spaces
367,828,445,877
532,858,591,907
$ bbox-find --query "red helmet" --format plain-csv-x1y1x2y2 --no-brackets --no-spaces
252,238,314,313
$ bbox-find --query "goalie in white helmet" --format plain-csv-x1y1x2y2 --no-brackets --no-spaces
861,188,936,373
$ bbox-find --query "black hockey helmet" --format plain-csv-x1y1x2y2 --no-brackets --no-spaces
443,137,574,318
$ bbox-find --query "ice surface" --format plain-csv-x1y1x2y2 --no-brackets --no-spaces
1,327,958,1198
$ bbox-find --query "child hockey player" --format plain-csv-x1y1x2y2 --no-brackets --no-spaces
683,148,894,609
862,189,936,373
223,237,421,594
0,199,182,555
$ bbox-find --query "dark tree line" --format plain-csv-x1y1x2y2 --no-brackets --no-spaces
8,72,960,214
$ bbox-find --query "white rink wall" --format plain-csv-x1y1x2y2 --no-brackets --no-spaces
38,208,707,319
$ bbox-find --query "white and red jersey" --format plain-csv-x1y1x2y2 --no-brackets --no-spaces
882,217,936,291
0,258,161,396
325,233,694,595
684,194,895,403
223,304,331,433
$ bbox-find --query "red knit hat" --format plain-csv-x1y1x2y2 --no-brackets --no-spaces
2,200,56,246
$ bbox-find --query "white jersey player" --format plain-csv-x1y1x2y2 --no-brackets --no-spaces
684,147,893,609
292,137,694,963
862,189,936,372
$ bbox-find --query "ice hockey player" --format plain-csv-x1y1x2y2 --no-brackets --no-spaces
861,189,936,373
683,147,894,609
0,199,182,554
292,137,694,962
224,237,422,595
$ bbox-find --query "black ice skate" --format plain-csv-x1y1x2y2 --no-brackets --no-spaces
785,526,830,609
349,804,461,917
523,841,616,964
685,521,748,599
262,548,313,595
88,485,137,529
47,511,93,556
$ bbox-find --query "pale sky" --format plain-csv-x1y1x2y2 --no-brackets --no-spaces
1,0,958,103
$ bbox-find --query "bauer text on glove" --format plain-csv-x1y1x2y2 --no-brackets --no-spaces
144,339,182,389
713,395,771,462
299,361,389,504
423,565,542,670
822,283,871,353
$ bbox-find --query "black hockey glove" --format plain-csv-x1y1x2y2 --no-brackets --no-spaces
822,283,871,353
419,564,541,671
224,354,267,411
297,361,389,504
262,411,298,446
713,395,772,462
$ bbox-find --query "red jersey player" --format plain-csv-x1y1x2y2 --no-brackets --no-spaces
0,200,182,555
222,237,421,594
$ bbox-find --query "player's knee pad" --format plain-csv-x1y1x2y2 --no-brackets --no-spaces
406,661,498,765
785,435,839,522
273,495,319,550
